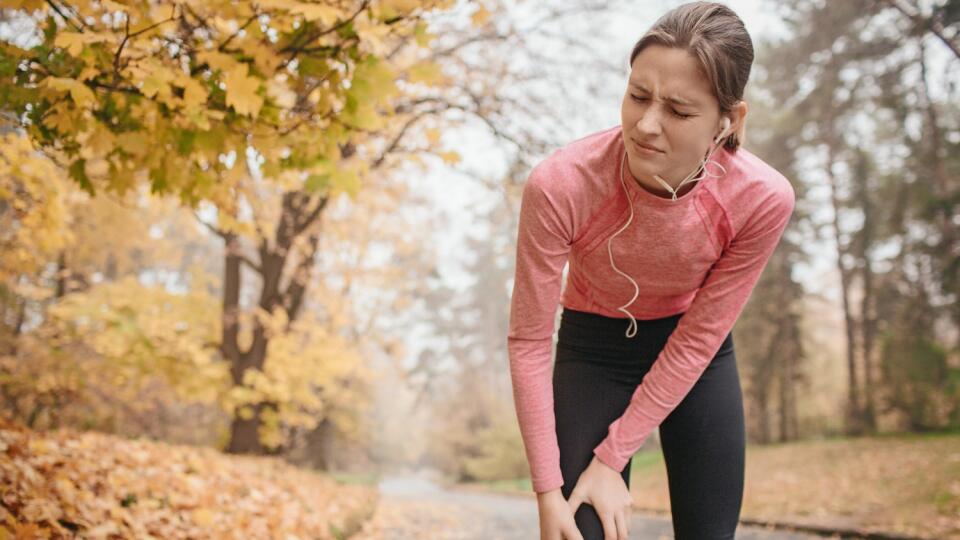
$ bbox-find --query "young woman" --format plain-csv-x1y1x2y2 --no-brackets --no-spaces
507,2,796,539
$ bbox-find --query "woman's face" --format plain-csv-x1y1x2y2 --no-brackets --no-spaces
620,44,727,189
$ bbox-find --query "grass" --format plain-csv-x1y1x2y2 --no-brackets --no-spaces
328,471,382,487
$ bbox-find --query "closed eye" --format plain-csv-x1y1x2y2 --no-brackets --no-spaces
630,94,694,119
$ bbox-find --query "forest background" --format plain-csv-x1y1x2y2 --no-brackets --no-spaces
0,0,957,537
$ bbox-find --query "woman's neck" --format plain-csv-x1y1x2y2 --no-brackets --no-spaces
628,168,700,200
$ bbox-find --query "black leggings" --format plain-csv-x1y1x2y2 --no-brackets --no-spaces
553,307,745,540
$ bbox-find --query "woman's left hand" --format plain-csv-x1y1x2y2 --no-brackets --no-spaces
567,455,633,540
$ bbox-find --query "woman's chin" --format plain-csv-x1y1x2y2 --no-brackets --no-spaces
627,159,669,181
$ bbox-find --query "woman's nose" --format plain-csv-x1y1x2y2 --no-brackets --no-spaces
636,106,663,136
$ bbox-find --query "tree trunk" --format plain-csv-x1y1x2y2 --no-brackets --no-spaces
855,149,878,432
825,141,864,436
224,192,328,455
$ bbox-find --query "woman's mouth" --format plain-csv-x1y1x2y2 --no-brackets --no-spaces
633,140,665,155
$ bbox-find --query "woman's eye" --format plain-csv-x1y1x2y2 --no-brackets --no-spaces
631,95,693,119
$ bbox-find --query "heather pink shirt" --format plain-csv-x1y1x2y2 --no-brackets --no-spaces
507,125,796,493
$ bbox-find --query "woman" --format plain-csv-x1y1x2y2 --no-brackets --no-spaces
507,2,795,539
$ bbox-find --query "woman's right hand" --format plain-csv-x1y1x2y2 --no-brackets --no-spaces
536,488,584,540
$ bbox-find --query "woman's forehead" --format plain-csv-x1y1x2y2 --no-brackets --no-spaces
629,46,714,106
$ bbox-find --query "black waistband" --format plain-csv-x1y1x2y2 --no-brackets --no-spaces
558,307,684,347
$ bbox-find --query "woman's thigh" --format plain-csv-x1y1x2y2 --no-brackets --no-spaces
658,333,745,540
553,359,635,539
552,308,681,539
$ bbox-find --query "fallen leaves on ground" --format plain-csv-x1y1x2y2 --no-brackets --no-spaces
0,418,377,539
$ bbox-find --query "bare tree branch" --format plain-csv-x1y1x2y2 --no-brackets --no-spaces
880,0,960,60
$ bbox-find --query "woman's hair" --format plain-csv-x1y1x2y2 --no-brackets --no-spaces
629,1,754,151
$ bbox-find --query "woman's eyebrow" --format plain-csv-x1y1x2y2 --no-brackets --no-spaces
629,82,698,107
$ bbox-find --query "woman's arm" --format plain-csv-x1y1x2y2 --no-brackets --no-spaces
592,177,797,472
508,163,574,494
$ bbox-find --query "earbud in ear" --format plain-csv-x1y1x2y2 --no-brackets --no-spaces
714,117,732,144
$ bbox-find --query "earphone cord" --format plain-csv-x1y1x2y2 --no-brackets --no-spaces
608,151,641,338
607,138,729,338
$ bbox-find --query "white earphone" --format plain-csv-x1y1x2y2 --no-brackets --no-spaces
714,116,731,144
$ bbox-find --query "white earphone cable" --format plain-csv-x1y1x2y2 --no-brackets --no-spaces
607,120,731,338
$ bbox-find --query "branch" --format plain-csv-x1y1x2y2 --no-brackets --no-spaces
294,196,329,237
277,1,371,69
371,106,447,169
194,211,263,273
881,0,960,60
45,0,86,32
218,11,261,52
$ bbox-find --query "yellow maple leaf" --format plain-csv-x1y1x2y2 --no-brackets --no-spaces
197,49,238,73
407,61,445,86
471,4,491,27
42,104,75,133
7,0,45,11
299,3,340,24
77,67,99,81
381,0,420,17
224,64,263,118
439,150,460,164
413,22,436,48
116,131,149,157
179,76,208,109
44,77,96,108
241,39,282,75
53,32,87,56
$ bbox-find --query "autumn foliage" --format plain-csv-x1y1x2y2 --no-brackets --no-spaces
0,0,459,455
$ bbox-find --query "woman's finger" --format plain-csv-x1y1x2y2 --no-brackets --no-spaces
600,509,618,540
563,522,585,540
614,510,628,540
567,490,584,517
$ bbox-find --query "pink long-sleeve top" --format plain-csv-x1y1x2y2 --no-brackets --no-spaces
507,125,796,494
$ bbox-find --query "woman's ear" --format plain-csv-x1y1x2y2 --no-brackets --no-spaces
727,101,749,149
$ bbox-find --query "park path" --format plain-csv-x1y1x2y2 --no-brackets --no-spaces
350,469,835,540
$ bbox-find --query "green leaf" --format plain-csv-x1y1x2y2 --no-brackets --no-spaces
68,159,95,196
330,167,359,198
304,173,329,193
175,129,196,154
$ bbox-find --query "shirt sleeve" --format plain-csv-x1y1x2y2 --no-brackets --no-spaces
507,164,573,494
592,178,796,472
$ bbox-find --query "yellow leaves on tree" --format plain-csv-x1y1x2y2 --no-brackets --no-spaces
52,31,106,57
224,311,374,451
224,63,264,118
407,60,448,86
44,276,228,406
0,0,457,202
343,56,398,131
42,77,96,108
471,3,493,27
0,133,71,282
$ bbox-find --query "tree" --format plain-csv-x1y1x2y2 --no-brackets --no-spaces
0,0,461,452
764,0,959,434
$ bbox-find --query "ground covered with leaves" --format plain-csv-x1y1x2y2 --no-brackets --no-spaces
0,419,377,539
